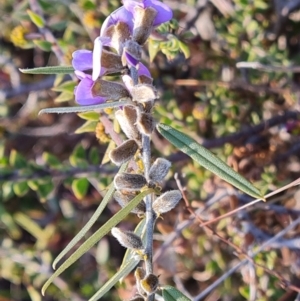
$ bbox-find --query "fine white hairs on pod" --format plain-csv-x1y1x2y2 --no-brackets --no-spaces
109,139,139,165
140,273,159,295
135,267,146,296
111,227,144,251
149,158,171,184
137,112,155,136
113,191,146,215
115,106,141,142
114,173,147,191
152,190,182,215
130,84,158,103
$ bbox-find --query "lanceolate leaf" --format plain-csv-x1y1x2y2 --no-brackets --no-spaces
42,188,154,295
162,285,192,301
157,123,263,199
89,258,140,301
20,66,74,74
52,163,128,269
38,100,131,115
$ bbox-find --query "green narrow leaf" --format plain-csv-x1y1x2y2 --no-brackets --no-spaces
27,9,45,28
14,212,45,241
42,188,154,295
75,120,98,134
0,205,22,239
157,123,263,199
89,258,139,301
52,163,128,269
162,286,192,301
13,182,29,197
178,41,190,58
77,112,100,121
33,40,52,52
54,91,74,102
42,152,61,168
38,99,131,115
71,178,89,199
9,150,27,168
52,81,76,93
20,66,74,74
148,38,161,62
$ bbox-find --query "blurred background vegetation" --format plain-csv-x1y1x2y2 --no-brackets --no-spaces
1,0,300,300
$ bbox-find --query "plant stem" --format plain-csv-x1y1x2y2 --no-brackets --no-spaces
130,66,155,298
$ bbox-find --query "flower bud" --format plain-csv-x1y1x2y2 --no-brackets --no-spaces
137,112,155,136
115,106,141,142
153,190,182,215
114,191,146,215
111,227,144,251
149,158,171,183
109,139,139,165
133,6,157,45
130,84,158,103
140,274,159,295
92,79,130,100
114,173,147,191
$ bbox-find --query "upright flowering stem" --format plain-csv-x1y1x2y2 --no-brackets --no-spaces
130,66,155,279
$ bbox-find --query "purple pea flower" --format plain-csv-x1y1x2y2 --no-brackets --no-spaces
74,71,107,105
123,0,173,26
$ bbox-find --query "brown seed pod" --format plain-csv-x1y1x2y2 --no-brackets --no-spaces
137,113,155,136
109,139,139,165
140,274,159,295
115,106,141,142
122,40,142,66
130,84,158,103
153,190,182,215
126,295,145,301
114,191,146,215
111,227,144,250
135,267,147,296
114,173,147,191
92,79,130,100
149,158,171,183
101,49,123,73
133,6,157,45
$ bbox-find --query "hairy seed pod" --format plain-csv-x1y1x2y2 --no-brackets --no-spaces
137,112,155,136
115,107,141,142
114,173,147,191
114,191,146,215
140,274,159,295
149,158,171,183
135,267,146,296
105,21,132,55
130,84,158,103
111,227,144,250
101,49,123,73
153,190,182,215
92,79,130,100
138,75,153,85
133,6,157,45
109,139,139,165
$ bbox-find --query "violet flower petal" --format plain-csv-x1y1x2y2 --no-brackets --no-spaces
144,0,173,26
124,51,139,67
75,75,106,105
72,50,93,71
100,6,134,36
123,0,172,26
138,62,151,77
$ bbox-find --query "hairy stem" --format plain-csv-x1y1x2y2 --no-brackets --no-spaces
130,66,155,298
